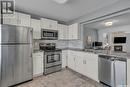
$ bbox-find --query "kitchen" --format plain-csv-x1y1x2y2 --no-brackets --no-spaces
0,0,130,87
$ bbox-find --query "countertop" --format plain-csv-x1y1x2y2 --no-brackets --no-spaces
33,48,130,59
61,48,130,59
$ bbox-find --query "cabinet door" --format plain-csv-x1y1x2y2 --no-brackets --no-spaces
67,51,75,70
33,52,43,77
68,23,79,40
58,24,64,39
41,18,57,30
3,12,18,25
41,18,50,29
64,26,68,39
31,19,41,39
17,13,31,27
68,25,73,39
58,24,68,40
62,50,68,68
75,53,84,74
84,53,98,81
49,20,58,30
72,23,79,39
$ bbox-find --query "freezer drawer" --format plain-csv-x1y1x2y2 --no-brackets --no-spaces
0,25,32,44
0,45,33,87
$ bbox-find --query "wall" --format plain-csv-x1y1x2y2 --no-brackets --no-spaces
98,24,130,51
33,40,69,50
98,25,130,42
68,0,130,24
33,39,84,50
83,27,98,48
68,40,83,49
67,0,130,49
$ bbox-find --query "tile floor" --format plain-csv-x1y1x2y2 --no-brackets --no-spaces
16,69,106,87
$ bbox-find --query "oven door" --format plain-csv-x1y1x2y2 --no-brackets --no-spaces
41,29,58,40
44,52,61,68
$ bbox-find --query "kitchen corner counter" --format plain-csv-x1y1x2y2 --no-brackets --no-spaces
60,48,130,59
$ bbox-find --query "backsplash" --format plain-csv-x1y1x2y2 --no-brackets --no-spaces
68,40,83,49
33,40,68,50
33,39,83,50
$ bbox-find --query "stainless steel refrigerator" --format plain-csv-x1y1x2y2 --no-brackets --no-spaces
0,24,33,87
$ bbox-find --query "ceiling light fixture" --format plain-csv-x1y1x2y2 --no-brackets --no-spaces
105,22,113,26
53,0,68,4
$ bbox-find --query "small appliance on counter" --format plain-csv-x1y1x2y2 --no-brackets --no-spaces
39,43,62,75
92,42,103,50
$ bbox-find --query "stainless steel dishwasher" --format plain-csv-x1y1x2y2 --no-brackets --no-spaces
98,55,127,87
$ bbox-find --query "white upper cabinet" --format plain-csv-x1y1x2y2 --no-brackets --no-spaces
58,23,79,40
68,23,79,40
58,24,68,40
3,12,31,27
17,12,31,27
31,19,41,39
41,18,58,30
3,12,18,25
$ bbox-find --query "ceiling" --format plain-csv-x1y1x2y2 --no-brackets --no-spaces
15,0,119,22
84,12,130,30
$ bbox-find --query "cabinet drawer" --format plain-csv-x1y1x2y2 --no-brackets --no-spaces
33,52,43,57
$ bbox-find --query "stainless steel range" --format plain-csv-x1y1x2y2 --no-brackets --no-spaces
39,43,62,75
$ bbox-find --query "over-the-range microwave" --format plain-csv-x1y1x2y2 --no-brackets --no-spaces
41,29,58,40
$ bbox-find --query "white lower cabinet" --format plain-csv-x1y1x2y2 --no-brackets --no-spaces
75,53,85,74
67,50,76,70
67,50,99,82
62,50,68,68
33,52,44,77
84,53,98,82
